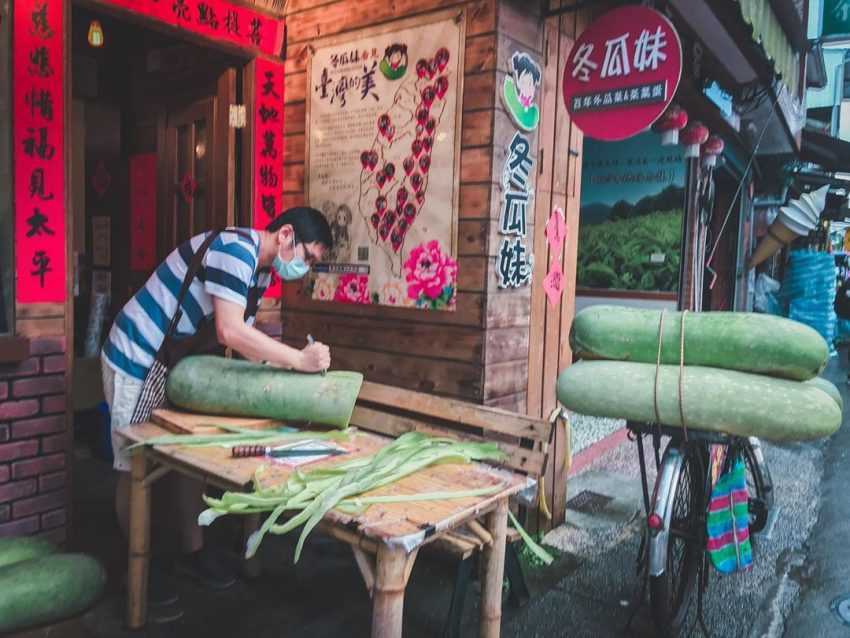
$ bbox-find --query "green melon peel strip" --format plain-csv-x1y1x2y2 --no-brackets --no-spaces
508,509,554,566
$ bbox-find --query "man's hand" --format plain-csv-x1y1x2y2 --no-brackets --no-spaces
297,341,330,373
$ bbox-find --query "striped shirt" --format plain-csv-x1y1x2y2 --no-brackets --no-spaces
103,228,271,380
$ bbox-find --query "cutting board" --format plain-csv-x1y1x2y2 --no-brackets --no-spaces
150,408,283,435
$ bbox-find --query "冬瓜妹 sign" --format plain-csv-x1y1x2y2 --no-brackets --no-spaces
562,6,682,142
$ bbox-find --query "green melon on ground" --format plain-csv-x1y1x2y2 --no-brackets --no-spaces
0,537,56,570
0,553,105,633
557,360,841,442
167,356,364,428
571,306,828,381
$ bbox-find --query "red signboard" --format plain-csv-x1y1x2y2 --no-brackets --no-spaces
100,0,285,57
562,6,682,142
129,154,158,272
253,58,285,298
14,0,65,303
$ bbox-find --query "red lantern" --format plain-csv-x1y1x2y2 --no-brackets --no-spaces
652,104,688,146
680,121,709,158
701,135,725,168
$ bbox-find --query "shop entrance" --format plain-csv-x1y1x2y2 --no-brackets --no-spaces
68,4,246,427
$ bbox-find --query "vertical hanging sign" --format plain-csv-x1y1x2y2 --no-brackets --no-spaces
253,58,285,298
129,153,158,272
14,0,65,303
496,131,534,289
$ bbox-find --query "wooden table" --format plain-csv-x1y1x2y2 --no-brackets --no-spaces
119,415,528,638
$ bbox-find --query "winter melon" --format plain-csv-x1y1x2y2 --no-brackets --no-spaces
0,537,56,570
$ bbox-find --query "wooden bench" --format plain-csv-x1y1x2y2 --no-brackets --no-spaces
350,381,569,638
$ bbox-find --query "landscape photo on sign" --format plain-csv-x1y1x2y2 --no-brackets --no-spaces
306,16,462,311
501,51,541,131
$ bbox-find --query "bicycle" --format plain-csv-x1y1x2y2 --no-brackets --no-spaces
627,421,774,637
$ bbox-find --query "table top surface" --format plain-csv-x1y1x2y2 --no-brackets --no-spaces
120,413,529,550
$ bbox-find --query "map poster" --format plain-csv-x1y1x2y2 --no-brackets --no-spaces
305,11,465,311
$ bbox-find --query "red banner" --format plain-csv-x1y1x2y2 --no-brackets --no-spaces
253,57,285,298
14,0,65,303
99,0,285,57
129,154,158,272
562,6,682,142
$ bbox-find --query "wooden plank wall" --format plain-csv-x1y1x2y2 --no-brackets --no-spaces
276,0,501,402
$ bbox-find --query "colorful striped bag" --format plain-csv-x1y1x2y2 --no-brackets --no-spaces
706,456,753,574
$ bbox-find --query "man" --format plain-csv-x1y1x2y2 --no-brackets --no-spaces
101,207,333,621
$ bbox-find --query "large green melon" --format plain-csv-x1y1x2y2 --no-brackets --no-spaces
166,356,364,428
557,360,841,442
571,306,828,381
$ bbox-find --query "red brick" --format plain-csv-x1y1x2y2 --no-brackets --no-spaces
29,337,65,356
41,355,66,374
0,479,37,502
11,453,65,480
40,434,67,455
13,490,65,518
0,399,39,420
0,382,7,401
0,440,39,463
0,515,38,538
0,357,39,380
40,507,66,530
0,504,8,523
36,527,65,546
0,424,8,442
11,415,65,439
41,393,66,415
13,375,64,398
0,465,8,483
39,471,65,493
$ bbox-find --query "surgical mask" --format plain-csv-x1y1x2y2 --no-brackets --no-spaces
273,233,310,281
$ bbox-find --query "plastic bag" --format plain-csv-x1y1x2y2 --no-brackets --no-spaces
754,273,781,313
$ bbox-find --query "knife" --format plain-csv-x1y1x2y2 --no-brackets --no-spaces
232,444,347,459
306,334,327,376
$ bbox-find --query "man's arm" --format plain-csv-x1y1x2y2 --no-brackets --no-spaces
212,297,330,373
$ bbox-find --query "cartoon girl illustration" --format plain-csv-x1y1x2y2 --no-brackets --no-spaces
502,52,541,131
379,43,408,80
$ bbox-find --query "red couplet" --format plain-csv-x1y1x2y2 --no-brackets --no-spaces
562,6,682,142
129,154,158,272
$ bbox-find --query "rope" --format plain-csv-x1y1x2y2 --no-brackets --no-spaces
653,310,666,426
678,311,689,442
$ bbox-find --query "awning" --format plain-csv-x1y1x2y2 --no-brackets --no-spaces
800,129,850,172
737,0,801,97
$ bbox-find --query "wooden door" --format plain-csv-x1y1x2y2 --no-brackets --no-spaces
157,69,236,257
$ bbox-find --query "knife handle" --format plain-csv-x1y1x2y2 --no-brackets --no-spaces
231,445,268,458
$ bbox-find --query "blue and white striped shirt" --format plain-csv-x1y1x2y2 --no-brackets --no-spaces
103,228,271,380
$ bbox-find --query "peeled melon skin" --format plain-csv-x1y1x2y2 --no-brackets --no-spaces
0,553,105,633
0,537,56,570
571,306,829,382
557,360,841,442
166,356,364,428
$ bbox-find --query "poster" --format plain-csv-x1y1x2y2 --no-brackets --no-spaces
91,217,111,267
305,13,464,310
578,131,684,292
14,0,65,302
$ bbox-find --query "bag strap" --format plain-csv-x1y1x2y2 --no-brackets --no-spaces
163,230,222,340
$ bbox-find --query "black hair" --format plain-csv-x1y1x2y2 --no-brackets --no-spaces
512,53,541,84
266,206,333,250
385,43,407,58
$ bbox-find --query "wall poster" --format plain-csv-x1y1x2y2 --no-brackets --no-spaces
305,11,465,310
578,131,685,293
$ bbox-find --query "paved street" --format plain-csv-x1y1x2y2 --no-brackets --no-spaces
500,354,850,638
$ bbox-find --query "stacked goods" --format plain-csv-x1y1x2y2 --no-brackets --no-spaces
166,356,364,428
558,306,842,442
781,251,838,355
0,539,105,633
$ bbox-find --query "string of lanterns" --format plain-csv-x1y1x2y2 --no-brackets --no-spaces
652,103,724,169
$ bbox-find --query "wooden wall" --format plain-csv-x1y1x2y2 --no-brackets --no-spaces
276,0,502,403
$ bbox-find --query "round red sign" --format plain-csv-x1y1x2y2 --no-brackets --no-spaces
562,6,682,142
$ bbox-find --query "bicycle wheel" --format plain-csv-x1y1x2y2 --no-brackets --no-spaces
742,439,773,534
649,441,707,637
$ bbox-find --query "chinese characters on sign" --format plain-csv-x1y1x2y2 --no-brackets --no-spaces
496,131,534,289
306,15,463,311
99,0,285,56
562,6,682,141
14,0,65,302
253,59,285,298
129,154,157,271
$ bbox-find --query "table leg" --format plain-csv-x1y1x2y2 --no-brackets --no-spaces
127,451,151,629
480,498,508,638
371,544,414,638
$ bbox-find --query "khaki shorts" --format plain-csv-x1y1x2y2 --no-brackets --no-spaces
100,353,144,472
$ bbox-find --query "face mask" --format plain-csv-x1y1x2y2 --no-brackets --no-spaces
273,234,310,281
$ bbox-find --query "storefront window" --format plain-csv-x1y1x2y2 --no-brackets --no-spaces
0,7,12,335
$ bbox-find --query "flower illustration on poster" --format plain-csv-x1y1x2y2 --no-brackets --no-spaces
544,207,568,306
306,14,464,311
501,52,541,131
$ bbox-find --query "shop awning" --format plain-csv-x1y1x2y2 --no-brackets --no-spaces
800,129,850,172
737,0,802,97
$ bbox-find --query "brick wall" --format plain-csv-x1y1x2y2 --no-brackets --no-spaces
0,336,69,545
